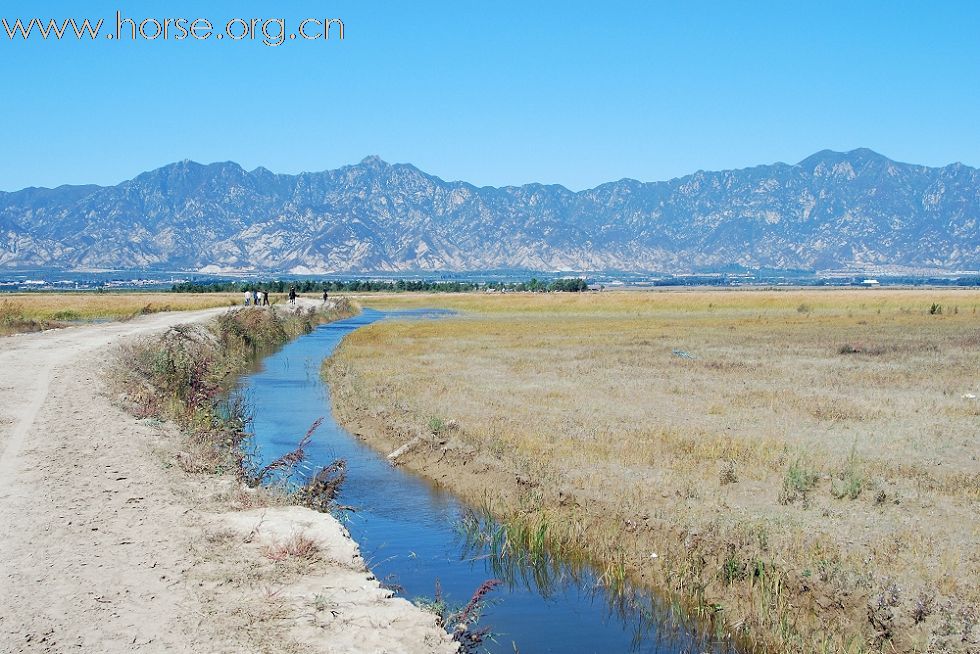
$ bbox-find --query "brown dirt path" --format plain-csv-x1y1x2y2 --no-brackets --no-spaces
0,309,230,652
0,308,456,653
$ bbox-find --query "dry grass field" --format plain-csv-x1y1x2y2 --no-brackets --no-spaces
324,289,980,654
0,292,242,335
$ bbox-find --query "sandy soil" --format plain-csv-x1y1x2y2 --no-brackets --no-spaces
0,307,455,653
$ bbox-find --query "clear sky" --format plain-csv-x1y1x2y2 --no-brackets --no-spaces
2,1,978,192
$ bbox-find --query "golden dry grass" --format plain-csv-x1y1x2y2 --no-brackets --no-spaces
326,289,980,654
0,292,240,335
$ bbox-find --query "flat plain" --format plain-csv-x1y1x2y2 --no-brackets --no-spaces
324,289,980,654
0,292,241,335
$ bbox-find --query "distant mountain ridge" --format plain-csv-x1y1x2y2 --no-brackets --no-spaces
1,149,977,273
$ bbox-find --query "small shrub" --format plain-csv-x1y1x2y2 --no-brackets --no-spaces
929,303,943,315
415,581,449,619
912,591,934,624
419,579,502,654
719,459,738,485
868,579,902,646
721,545,746,584
428,416,446,435
778,459,819,505
295,459,348,513
838,342,887,356
262,533,320,562
831,445,864,500
722,558,742,584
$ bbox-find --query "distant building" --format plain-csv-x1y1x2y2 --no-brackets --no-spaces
861,279,880,287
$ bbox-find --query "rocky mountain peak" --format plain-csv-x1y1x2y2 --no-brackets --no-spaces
0,151,977,273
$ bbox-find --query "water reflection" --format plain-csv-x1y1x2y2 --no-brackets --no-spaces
456,508,733,654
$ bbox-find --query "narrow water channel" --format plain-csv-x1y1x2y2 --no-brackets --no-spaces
236,309,737,654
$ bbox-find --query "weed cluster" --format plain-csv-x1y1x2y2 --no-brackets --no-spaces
719,459,739,485
778,459,819,506
831,446,865,500
261,533,321,562
417,579,502,654
428,416,446,435
117,321,244,474
113,301,356,509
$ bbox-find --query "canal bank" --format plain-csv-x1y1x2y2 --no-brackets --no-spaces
101,300,457,654
241,308,735,654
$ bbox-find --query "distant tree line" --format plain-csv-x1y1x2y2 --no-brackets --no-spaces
170,277,590,294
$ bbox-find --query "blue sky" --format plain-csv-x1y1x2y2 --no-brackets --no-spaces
1,1,978,191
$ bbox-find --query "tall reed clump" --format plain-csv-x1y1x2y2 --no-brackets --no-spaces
112,300,356,505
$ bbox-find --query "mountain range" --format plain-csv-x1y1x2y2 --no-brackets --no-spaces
0,149,977,273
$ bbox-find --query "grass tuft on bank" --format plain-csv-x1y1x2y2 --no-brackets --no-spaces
112,299,356,508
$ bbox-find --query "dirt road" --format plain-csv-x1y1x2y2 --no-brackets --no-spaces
0,308,455,653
